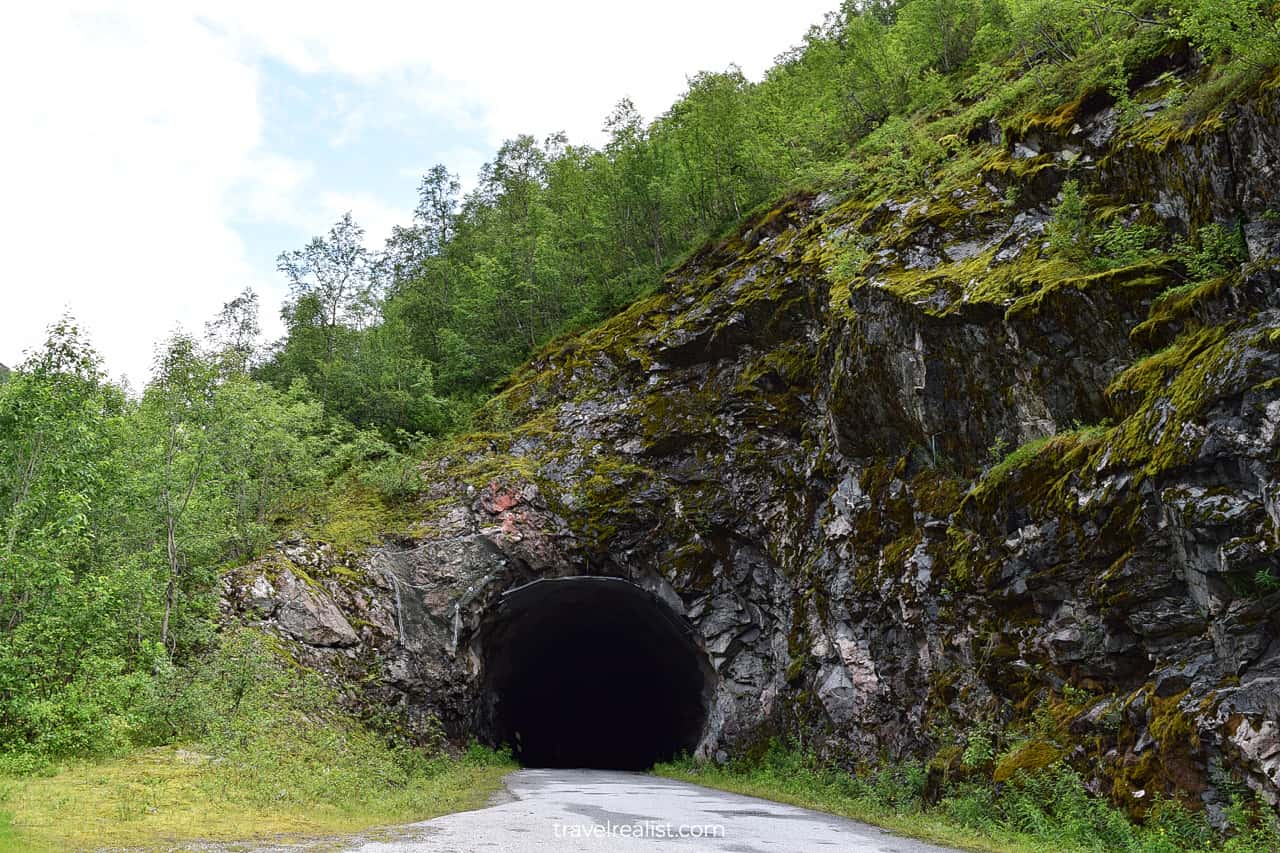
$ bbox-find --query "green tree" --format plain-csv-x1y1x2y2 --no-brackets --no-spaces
0,321,132,759
1176,0,1280,66
143,334,220,649
205,287,261,376
206,377,328,560
277,212,378,355
895,0,983,74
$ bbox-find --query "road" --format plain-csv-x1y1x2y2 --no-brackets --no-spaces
340,768,962,853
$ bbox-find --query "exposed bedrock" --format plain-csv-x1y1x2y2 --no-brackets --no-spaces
223,77,1280,820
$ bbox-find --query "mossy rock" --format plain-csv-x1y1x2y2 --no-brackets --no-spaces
993,740,1064,783
924,744,968,806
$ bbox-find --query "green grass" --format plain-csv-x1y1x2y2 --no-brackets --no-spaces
0,810,16,852
655,752,1043,853
0,629,517,852
0,745,512,852
654,743,1280,853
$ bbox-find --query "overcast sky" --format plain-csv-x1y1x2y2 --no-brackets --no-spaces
1,1,836,385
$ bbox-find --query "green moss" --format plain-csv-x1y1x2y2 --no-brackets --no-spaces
1003,95,1088,142
305,487,398,554
1128,276,1232,348
1115,65,1280,157
966,425,1111,512
993,741,1064,784
910,469,965,518
928,744,968,786
1102,324,1234,477
871,235,1058,312
1110,689,1204,814
1003,259,1173,323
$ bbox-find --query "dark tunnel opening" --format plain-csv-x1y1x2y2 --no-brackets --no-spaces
477,577,713,770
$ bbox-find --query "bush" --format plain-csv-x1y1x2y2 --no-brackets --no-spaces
659,739,1280,853
1177,223,1249,282
1093,222,1165,269
133,629,481,811
1047,179,1089,261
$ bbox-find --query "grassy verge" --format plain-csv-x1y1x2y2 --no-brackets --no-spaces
0,745,511,852
0,629,515,852
654,743,1280,853
655,754,1040,853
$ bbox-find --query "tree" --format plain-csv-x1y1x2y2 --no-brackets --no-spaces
841,4,910,128
206,377,327,560
658,68,768,234
414,164,462,254
1176,0,1280,66
895,0,982,74
385,165,461,286
0,320,130,758
144,333,219,648
602,99,668,274
277,212,377,355
0,319,108,558
384,166,464,365
266,214,406,431
205,288,261,376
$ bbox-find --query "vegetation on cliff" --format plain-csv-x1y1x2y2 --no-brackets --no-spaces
256,0,1280,439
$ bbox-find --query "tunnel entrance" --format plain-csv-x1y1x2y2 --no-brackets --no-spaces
477,577,713,770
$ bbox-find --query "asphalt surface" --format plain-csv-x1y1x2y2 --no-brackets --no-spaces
341,768,963,853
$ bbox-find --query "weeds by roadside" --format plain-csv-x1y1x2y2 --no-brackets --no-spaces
655,741,1280,853
0,630,515,851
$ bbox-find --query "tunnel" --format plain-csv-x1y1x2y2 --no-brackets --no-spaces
476,576,713,770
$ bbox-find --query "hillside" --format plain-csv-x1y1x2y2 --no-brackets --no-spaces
227,45,1280,844
4,1,1280,850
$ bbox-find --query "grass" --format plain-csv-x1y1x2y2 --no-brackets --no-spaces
654,754,1044,853
0,629,517,852
0,745,512,852
654,743,1280,853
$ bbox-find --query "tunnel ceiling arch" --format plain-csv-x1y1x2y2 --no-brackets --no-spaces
476,576,714,770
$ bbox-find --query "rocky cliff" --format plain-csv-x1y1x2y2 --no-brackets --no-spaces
224,65,1280,822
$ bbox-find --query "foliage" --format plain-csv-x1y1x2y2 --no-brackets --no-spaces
658,740,1280,853
0,631,514,850
4,0,1280,821
1176,223,1250,282
0,318,423,769
1093,222,1166,270
1174,0,1280,66
828,229,872,282
962,726,997,769
1047,179,1089,261
248,0,1279,444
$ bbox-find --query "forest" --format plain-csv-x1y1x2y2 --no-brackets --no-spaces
1,0,1278,846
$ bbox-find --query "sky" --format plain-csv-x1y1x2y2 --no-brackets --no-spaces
0,1,836,385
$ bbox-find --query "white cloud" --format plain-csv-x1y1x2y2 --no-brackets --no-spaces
2,0,836,383
1,2,268,384
201,0,835,144
235,152,316,227
317,191,408,252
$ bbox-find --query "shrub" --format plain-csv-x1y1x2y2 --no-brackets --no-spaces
1047,179,1089,261
1093,222,1165,269
1177,222,1249,281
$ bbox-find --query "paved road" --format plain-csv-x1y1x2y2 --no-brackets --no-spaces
343,768,961,853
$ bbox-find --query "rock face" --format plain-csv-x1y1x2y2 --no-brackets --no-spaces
224,74,1280,816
